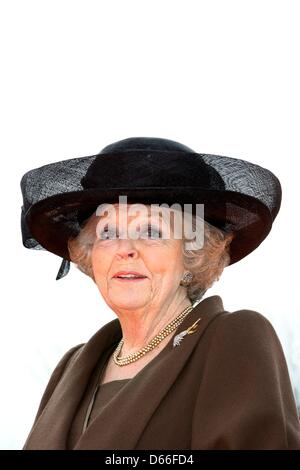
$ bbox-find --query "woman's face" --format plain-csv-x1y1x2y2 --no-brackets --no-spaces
91,204,186,311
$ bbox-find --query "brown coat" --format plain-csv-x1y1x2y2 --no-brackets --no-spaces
23,295,300,450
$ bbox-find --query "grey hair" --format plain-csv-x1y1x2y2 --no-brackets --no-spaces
181,217,234,303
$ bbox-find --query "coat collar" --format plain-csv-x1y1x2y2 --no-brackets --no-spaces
24,295,228,449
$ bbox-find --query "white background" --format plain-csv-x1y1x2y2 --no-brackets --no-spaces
0,0,299,449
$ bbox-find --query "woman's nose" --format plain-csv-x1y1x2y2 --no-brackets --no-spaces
115,239,138,259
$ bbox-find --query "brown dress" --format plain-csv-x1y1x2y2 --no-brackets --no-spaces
67,379,131,449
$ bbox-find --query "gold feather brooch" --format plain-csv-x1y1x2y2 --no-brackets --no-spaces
173,317,202,347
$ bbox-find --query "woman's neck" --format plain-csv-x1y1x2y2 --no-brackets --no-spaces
114,293,192,355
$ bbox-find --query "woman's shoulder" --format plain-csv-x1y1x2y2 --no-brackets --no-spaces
207,306,284,360
47,343,85,387
57,343,85,367
216,307,277,333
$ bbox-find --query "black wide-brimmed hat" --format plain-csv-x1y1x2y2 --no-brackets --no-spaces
20,137,282,280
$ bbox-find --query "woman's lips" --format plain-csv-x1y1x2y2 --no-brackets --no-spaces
113,277,147,282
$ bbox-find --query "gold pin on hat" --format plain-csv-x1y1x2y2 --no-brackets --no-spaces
173,317,202,347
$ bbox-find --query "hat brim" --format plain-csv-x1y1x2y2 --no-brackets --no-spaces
25,186,272,265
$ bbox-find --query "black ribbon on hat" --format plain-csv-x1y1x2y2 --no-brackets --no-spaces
56,258,71,280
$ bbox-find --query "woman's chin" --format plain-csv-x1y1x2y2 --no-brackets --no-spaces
108,291,149,310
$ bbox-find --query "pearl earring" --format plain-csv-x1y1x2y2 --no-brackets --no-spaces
180,271,193,287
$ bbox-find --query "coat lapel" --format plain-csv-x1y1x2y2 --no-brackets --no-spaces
24,295,227,450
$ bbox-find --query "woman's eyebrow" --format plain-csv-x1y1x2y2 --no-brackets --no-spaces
98,212,170,227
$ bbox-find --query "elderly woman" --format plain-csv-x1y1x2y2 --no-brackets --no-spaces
20,137,300,450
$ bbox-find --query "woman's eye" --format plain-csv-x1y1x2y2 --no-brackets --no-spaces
99,228,117,240
142,226,162,239
98,225,162,240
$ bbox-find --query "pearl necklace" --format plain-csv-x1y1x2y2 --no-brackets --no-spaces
113,304,194,366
